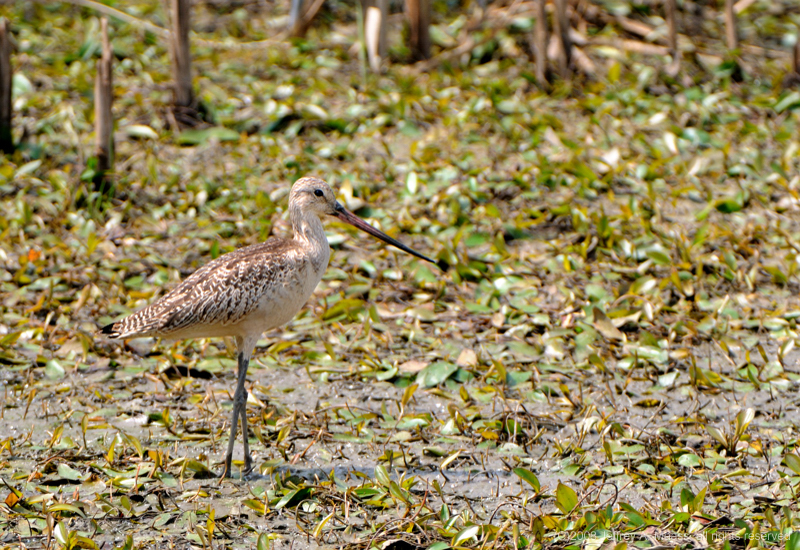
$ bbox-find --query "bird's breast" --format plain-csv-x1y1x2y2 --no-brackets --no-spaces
236,253,328,336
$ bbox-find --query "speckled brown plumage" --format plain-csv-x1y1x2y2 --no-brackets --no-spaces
101,239,302,339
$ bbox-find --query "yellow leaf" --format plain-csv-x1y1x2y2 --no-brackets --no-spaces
592,307,625,342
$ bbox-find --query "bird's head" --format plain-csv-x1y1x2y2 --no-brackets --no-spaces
289,176,341,217
288,175,440,266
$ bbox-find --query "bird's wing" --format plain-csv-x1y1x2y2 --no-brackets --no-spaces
102,239,301,338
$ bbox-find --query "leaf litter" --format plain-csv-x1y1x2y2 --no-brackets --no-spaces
2,0,800,548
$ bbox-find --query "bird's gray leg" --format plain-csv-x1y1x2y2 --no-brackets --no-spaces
224,348,251,478
239,359,253,475
240,395,253,474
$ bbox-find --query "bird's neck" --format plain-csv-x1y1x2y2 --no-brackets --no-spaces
291,209,331,271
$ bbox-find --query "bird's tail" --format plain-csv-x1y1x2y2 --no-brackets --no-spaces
99,309,165,339
99,322,122,338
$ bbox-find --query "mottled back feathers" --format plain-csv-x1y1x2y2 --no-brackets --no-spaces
102,239,305,339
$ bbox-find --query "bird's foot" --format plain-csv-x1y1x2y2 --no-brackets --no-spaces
242,469,267,481
241,455,266,480
219,455,234,479
217,457,258,480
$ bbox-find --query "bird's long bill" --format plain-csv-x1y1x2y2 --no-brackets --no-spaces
333,202,437,265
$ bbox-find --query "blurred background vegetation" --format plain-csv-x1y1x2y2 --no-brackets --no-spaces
2,1,800,549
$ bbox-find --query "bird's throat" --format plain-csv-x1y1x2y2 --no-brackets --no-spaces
292,213,331,274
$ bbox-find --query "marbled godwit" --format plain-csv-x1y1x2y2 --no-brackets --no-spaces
100,177,436,477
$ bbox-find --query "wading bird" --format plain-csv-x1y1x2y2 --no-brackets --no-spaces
101,177,436,477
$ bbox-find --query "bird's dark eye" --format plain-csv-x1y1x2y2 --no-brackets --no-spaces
314,189,324,197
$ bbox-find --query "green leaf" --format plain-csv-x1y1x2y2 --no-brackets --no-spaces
705,425,728,448
783,453,800,476
177,127,240,145
274,487,311,509
678,453,702,468
375,464,392,487
184,459,214,476
242,499,267,514
57,463,84,481
714,192,748,213
513,467,540,492
74,535,99,549
15,159,42,178
507,341,541,359
680,486,695,509
734,408,755,440
54,521,70,545
555,482,578,514
452,525,480,546
764,266,788,285
45,359,65,380
694,484,708,507
400,383,418,409
416,361,458,388
48,503,86,517
775,92,800,113
322,298,364,320
645,249,671,266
